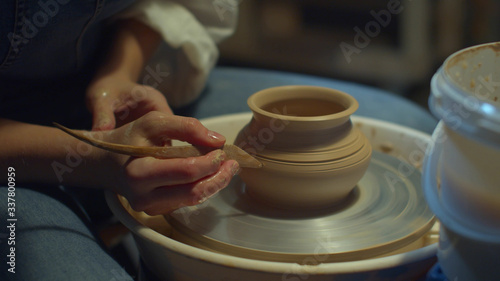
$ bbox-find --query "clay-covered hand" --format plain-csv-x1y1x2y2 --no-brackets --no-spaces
93,111,240,215
86,76,173,131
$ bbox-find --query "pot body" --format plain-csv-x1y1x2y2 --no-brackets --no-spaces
234,86,372,209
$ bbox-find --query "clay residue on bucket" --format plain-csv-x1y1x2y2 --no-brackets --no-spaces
470,78,476,89
489,42,500,54
444,43,500,105
379,143,394,154
446,42,500,69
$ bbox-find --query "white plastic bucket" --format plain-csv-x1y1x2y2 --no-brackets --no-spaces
429,42,500,228
430,42,500,148
438,223,500,281
425,42,500,280
424,122,500,281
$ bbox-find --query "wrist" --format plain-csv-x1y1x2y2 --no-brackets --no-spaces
70,129,132,191
47,129,111,188
93,19,161,85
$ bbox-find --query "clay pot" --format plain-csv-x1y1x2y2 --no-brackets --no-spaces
235,86,372,209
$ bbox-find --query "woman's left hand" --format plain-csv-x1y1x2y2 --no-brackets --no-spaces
86,76,173,131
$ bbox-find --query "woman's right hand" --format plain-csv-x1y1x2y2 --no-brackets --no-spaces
91,111,240,215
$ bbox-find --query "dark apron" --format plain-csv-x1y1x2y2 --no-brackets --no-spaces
0,0,135,128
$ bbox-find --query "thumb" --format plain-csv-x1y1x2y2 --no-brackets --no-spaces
90,97,117,131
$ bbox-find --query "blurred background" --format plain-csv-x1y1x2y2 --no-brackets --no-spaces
217,0,500,109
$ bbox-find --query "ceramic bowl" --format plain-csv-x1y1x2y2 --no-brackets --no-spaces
107,191,438,281
105,113,439,281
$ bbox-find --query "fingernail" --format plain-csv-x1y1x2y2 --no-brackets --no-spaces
208,130,225,142
95,115,112,130
212,150,226,165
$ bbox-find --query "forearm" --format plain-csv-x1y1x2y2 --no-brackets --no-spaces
0,118,107,188
94,19,161,82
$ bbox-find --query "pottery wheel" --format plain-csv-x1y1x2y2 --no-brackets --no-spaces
168,151,435,262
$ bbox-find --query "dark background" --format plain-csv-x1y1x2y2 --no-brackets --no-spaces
217,0,500,109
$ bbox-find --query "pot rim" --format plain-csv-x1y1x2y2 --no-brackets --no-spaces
248,85,359,123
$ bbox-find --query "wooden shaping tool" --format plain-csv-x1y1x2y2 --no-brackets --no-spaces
53,123,262,169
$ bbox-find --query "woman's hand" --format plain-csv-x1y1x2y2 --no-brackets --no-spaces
86,19,168,131
94,111,239,215
0,111,238,215
86,76,173,131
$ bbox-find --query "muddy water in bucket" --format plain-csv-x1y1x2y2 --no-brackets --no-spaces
424,42,500,280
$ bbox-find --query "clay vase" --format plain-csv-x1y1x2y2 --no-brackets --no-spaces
234,86,372,209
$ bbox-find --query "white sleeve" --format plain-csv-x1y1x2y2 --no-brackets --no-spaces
117,0,238,107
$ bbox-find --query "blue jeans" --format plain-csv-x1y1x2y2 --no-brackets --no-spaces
0,185,133,281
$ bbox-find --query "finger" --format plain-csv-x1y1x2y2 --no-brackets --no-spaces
138,160,239,215
89,93,117,131
138,113,226,147
126,149,227,189
191,160,240,205
142,86,173,115
114,86,173,126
